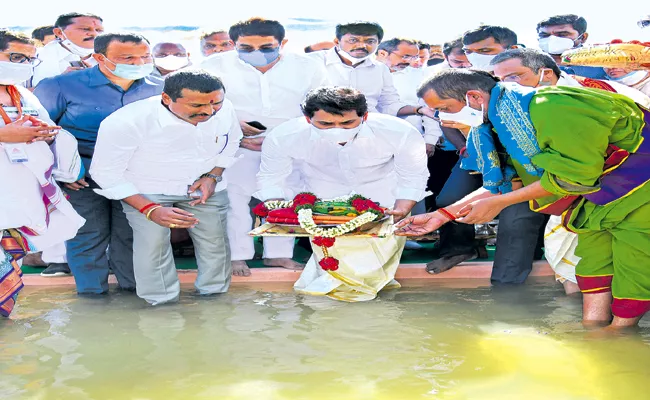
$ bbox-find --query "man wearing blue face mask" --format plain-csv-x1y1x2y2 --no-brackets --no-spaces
201,18,329,277
536,14,608,80
34,32,162,295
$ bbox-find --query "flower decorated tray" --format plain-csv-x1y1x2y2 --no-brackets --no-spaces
248,193,394,238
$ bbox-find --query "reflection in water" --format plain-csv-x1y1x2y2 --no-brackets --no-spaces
2,280,650,399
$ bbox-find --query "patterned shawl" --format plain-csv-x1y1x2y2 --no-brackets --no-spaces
461,83,544,194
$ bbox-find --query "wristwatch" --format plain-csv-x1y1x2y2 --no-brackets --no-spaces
415,106,424,115
200,173,223,183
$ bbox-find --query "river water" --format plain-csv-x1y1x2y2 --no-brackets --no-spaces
2,280,650,399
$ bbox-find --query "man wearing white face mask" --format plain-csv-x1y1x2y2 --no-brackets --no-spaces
462,26,518,72
152,42,190,78
201,18,329,277
606,67,650,97
32,12,104,87
34,32,162,295
256,87,429,301
536,14,608,80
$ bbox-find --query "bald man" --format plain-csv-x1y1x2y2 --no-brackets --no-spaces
152,42,190,77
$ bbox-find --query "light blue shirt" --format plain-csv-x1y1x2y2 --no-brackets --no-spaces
34,66,163,175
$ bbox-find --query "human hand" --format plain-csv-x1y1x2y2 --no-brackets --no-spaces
240,136,265,151
456,196,507,224
394,211,451,236
426,143,435,157
149,207,199,229
0,116,60,143
419,106,436,119
439,120,471,136
63,178,89,191
188,177,217,206
240,121,265,137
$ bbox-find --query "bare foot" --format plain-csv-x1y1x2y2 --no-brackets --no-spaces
232,260,251,277
563,281,581,296
22,252,48,267
263,258,305,270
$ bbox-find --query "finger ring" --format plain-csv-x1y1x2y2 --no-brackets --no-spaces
169,223,177,229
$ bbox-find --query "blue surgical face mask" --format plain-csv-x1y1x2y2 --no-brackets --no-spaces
106,58,154,80
237,47,280,67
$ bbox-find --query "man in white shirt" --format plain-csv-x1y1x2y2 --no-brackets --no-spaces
256,87,429,301
308,22,434,119
201,18,329,277
90,70,242,306
32,12,104,87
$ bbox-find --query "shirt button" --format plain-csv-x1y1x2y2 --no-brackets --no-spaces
95,107,101,110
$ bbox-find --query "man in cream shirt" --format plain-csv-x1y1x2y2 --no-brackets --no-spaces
90,70,242,305
201,17,329,277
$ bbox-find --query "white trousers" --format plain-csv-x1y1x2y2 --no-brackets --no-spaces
225,148,297,261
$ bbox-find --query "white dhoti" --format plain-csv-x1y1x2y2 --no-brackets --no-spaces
294,235,406,302
226,148,297,261
544,215,580,284
41,242,68,264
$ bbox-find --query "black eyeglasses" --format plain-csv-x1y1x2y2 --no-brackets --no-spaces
0,52,42,67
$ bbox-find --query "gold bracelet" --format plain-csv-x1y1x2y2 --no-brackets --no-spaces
145,205,163,221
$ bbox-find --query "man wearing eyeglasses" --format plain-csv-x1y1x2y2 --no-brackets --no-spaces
32,12,104,87
201,18,329,278
33,33,162,295
309,22,434,120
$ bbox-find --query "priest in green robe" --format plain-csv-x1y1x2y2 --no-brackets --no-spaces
397,68,650,329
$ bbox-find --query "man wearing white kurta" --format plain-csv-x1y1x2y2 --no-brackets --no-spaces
201,17,329,277
256,87,429,301
90,70,242,305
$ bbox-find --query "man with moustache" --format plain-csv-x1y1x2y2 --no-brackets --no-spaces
90,70,241,305
32,12,104,86
309,22,434,119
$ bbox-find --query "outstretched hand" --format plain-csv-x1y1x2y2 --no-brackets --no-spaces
394,211,450,236
456,197,506,225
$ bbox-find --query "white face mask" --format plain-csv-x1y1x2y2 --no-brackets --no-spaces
337,47,373,64
154,55,189,71
538,36,576,55
466,53,497,71
610,70,649,86
438,95,485,128
0,61,34,85
59,33,94,58
311,122,364,144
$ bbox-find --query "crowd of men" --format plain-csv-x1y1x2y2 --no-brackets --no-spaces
2,12,650,327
